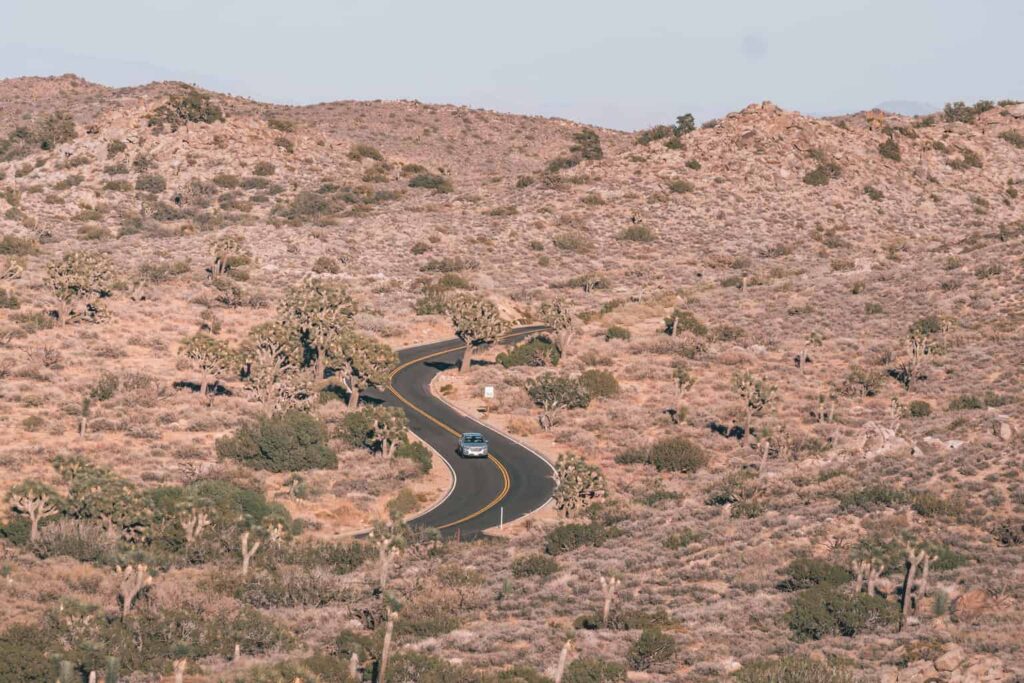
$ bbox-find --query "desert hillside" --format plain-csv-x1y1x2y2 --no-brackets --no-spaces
0,75,1022,682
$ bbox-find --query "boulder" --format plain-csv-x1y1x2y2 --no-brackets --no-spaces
951,589,990,623
934,644,965,672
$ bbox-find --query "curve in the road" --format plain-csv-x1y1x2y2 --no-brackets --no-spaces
366,326,556,538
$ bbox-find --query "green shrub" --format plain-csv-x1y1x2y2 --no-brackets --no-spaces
647,436,707,472
627,628,676,671
545,523,609,555
734,655,852,683
575,608,671,631
908,400,932,418
216,410,336,472
276,540,371,575
663,528,700,550
910,491,965,520
777,558,853,592
570,128,603,161
666,179,694,193
552,232,593,252
619,224,656,242
395,602,461,638
253,161,276,176
408,173,452,193
0,234,39,255
496,335,560,368
786,586,898,641
511,554,559,578
0,624,55,683
948,394,983,410
563,657,627,683
605,325,630,341
663,308,707,337
134,174,166,193
347,144,383,161
838,484,907,511
879,137,901,161
864,185,884,201
394,441,432,473
998,130,1024,149
636,125,675,145
235,654,352,683
580,369,620,398
943,100,993,124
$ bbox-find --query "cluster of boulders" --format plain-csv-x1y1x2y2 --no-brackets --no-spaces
880,644,1006,682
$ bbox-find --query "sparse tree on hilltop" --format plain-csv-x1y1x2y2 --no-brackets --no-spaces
447,294,508,372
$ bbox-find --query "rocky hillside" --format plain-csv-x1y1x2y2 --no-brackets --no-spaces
0,76,1022,681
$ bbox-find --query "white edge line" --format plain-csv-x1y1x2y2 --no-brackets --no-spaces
429,378,558,526
341,326,553,537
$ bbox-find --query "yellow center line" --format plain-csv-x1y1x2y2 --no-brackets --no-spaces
387,330,535,530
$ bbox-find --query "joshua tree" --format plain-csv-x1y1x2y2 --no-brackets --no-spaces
79,372,118,437
326,331,397,409
210,234,251,276
447,294,508,372
46,251,115,324
370,521,404,593
8,480,62,542
179,333,239,401
895,332,930,390
116,564,153,619
540,299,578,357
552,453,605,516
366,406,408,458
798,331,824,371
278,276,356,380
732,372,777,446
669,360,695,424
899,544,938,630
240,530,261,576
181,510,210,545
599,575,620,628
853,559,885,596
241,320,306,410
527,372,590,430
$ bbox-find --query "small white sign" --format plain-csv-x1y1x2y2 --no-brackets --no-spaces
483,386,495,399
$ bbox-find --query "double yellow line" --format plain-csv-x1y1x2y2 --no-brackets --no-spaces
387,334,533,530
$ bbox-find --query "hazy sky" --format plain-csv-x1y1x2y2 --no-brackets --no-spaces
2,0,1022,130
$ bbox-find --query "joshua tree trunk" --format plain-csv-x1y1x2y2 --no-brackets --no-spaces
347,387,360,410
600,576,620,628
554,640,573,683
59,661,75,683
116,564,152,620
240,531,261,576
314,349,325,381
379,610,395,683
460,341,473,372
199,376,209,399
105,656,120,683
349,653,360,680
900,546,927,630
743,408,753,446
173,659,187,683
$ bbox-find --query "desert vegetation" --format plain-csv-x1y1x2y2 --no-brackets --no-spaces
0,75,1021,681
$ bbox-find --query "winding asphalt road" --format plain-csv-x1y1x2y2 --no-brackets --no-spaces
364,326,556,538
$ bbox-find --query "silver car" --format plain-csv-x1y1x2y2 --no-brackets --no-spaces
458,432,489,458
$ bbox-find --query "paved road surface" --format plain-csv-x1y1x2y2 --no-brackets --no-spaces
365,326,555,538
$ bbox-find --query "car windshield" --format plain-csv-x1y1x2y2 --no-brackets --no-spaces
463,434,485,444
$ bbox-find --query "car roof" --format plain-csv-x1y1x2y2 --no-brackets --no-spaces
461,432,484,439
